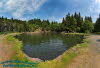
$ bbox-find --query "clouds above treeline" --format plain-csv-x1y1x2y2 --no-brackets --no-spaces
0,0,47,18
0,0,100,22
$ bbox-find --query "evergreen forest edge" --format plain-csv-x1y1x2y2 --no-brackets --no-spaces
0,12,100,33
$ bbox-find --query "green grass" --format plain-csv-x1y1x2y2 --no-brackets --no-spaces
6,35,26,60
0,32,13,35
94,32,100,35
5,33,89,68
64,33,91,35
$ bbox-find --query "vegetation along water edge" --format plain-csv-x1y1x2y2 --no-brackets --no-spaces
3,32,90,68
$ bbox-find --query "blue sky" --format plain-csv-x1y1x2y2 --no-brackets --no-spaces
0,0,100,23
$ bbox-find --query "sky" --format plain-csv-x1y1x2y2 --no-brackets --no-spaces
0,0,100,23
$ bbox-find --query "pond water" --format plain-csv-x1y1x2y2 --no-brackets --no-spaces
15,33,84,61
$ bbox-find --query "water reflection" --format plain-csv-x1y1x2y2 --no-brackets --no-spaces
15,33,83,61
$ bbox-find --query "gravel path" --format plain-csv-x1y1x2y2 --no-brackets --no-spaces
66,35,100,68
89,35,100,55
89,35,100,68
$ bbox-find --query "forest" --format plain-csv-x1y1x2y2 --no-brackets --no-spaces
0,12,100,33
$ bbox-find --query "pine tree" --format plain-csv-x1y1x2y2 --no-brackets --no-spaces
94,14,100,32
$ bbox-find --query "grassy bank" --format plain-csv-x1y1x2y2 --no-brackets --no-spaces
5,33,90,68
5,35,34,62
64,33,91,35
0,32,14,35
94,32,100,35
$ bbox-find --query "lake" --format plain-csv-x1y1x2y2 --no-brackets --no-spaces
15,33,84,61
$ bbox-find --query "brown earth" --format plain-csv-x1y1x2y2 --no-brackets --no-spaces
0,34,14,68
0,34,100,68
66,35,100,68
0,33,20,68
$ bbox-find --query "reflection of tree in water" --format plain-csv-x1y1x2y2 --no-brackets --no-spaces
61,34,83,47
15,33,60,46
15,33,84,60
15,33,83,48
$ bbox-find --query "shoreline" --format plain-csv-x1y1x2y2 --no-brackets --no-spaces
3,32,90,68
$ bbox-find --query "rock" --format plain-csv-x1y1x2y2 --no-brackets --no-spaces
56,55,62,60
24,53,43,62
31,58,43,62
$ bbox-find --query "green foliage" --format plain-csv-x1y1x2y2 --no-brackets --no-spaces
94,32,100,34
62,12,83,32
85,16,92,23
82,20,94,33
49,22,61,32
6,35,17,41
0,12,99,33
94,15,100,32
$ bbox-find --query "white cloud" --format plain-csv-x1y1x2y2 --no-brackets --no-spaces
49,16,62,22
0,0,47,18
95,0,100,3
55,18,62,22
89,0,100,13
87,0,100,22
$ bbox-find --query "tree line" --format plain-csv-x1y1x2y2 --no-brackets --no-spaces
0,12,100,33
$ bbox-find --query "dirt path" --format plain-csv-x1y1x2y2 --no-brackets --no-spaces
89,35,100,68
0,34,100,68
0,34,16,68
66,35,100,68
